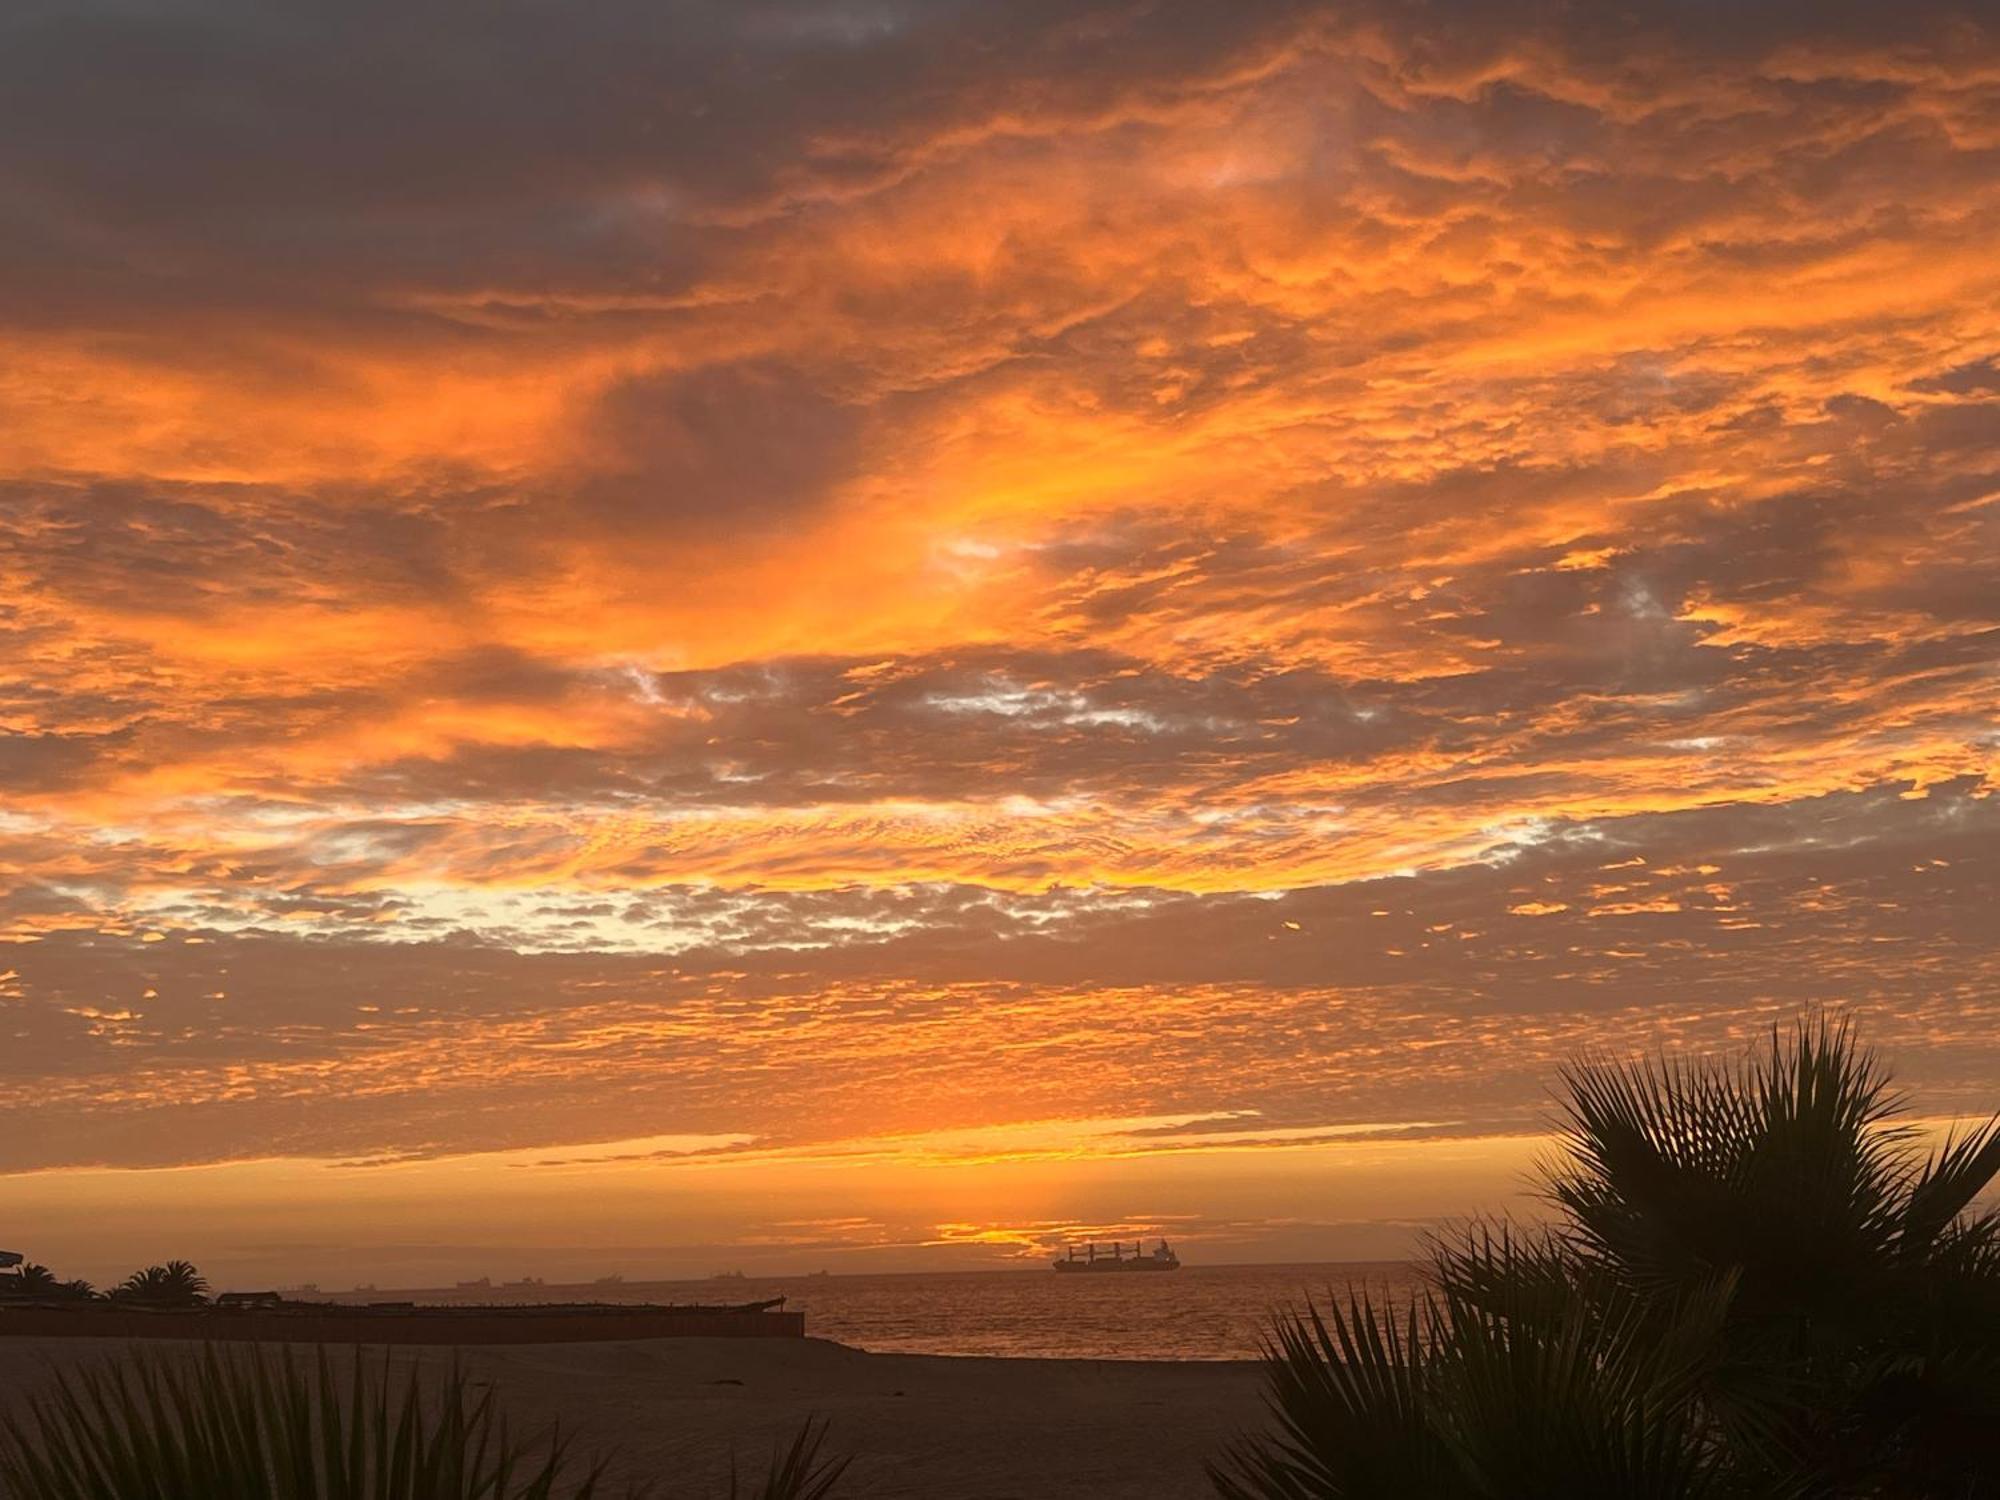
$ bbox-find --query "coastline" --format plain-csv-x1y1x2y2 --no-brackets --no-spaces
298,1259,1420,1362
0,1335,1267,1498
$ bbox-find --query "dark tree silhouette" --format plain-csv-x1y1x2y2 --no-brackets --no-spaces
1,1264,97,1302
113,1261,210,1309
3,1265,55,1298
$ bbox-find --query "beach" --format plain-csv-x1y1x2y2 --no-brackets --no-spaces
0,1336,1268,1498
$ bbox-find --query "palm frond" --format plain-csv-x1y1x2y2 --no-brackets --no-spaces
1898,1117,2000,1258
1225,1013,1999,1499
1209,1291,1461,1500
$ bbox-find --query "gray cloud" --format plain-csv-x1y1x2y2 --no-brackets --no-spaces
0,0,1995,1216
573,362,863,533
2,780,1993,1172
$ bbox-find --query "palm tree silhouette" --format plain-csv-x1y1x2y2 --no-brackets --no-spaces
1546,1016,2000,1493
114,1260,210,1308
1215,1018,2000,1499
0,1263,96,1301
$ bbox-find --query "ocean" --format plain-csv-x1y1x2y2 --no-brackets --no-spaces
355,1261,1424,1362
776,1261,1423,1360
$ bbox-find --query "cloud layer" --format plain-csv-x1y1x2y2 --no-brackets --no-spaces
1,0,1995,1265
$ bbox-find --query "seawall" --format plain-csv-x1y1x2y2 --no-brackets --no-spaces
0,1303,804,1344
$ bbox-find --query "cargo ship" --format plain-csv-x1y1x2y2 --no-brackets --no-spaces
1052,1239,1180,1272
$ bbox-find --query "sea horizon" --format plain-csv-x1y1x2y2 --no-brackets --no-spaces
308,1259,1427,1362
314,1254,1418,1292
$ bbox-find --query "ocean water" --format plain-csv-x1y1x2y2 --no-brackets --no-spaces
777,1261,1423,1360
366,1261,1423,1361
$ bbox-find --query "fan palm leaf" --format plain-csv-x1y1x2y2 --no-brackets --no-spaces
1219,1015,1999,1499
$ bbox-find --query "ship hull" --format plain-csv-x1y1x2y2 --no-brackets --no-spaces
1052,1260,1179,1272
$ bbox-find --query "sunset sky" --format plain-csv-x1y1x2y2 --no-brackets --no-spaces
2,0,1996,1289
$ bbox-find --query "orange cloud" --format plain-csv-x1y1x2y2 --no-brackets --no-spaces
0,0,1995,1271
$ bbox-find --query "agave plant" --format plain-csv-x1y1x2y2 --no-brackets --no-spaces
1216,1017,2000,1499
112,1260,210,1308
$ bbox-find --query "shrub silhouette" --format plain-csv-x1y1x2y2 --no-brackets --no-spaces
1214,1017,2000,1499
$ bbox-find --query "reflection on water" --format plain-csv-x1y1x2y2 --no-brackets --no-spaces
786,1261,1423,1360
350,1261,1422,1361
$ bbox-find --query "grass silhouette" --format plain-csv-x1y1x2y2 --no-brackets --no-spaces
0,1344,847,1500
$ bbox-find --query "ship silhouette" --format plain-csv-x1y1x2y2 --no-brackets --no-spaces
1052,1238,1180,1272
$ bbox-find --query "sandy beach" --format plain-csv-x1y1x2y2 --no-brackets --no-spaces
0,1336,1268,1498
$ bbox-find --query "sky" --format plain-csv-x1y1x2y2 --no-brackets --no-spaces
1,0,1997,1290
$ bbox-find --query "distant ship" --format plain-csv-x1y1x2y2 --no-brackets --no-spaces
1052,1239,1181,1272
455,1277,491,1291
711,1270,748,1281
594,1274,625,1287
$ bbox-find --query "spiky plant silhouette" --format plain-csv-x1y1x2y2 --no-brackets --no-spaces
1214,1017,2000,1499
0,1346,600,1500
1212,1243,1739,1499
1546,1016,2000,1493
730,1419,850,1500
0,1346,849,1500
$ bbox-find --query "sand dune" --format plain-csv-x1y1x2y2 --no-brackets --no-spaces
0,1336,1267,1498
